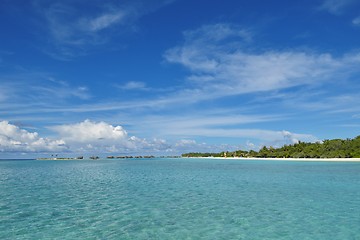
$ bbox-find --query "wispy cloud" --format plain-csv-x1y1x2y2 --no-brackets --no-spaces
84,12,126,32
2,20,359,147
130,111,283,137
138,113,314,142
323,94,360,114
0,71,91,118
319,0,357,14
43,3,128,44
353,16,360,26
164,23,360,102
32,85,90,100
173,128,317,143
34,1,176,59
2,22,359,145
116,81,148,90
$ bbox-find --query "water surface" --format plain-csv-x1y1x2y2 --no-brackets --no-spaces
0,158,359,239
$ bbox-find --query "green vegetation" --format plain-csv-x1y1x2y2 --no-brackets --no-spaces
182,136,360,158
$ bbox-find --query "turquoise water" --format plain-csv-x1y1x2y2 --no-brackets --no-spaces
0,158,359,239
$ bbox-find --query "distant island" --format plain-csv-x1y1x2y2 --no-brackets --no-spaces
182,135,360,159
37,155,181,160
37,156,155,160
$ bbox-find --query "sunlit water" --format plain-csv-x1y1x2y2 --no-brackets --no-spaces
0,158,359,239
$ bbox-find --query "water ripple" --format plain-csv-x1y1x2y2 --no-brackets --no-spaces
0,159,359,239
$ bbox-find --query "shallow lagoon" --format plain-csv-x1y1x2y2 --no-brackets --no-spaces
1,158,359,239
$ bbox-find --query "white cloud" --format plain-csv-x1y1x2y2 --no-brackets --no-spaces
173,139,227,153
129,137,172,152
281,130,301,144
0,88,10,102
175,139,197,146
319,0,356,14
51,119,128,143
159,127,317,143
0,119,320,155
48,120,281,154
118,81,147,90
246,141,256,150
44,4,127,44
0,121,67,152
36,1,176,59
132,112,282,139
182,23,252,44
0,119,173,154
36,2,130,59
353,16,360,26
32,85,91,100
0,74,91,112
49,120,174,154
164,23,360,99
86,12,125,32
128,112,318,149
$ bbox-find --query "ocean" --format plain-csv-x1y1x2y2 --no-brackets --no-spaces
0,158,359,239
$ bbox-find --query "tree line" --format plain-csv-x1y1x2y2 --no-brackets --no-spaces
182,136,360,158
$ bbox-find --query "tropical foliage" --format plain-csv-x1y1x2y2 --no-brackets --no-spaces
182,136,360,158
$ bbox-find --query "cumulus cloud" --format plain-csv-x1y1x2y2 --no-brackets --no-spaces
49,120,173,154
164,23,360,99
0,121,67,153
0,119,321,155
51,119,128,143
281,130,303,144
257,130,321,149
0,119,174,154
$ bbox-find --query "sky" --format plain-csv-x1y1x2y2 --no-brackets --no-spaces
1,0,360,158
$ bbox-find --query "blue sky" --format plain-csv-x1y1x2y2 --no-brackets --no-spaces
1,0,360,157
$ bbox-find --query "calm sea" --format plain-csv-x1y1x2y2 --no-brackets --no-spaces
0,158,359,239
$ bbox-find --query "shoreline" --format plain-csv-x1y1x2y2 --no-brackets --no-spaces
34,157,360,162
187,156,360,162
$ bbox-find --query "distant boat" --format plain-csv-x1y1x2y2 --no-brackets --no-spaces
90,156,99,160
